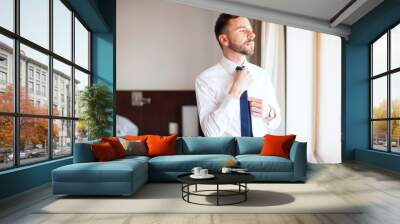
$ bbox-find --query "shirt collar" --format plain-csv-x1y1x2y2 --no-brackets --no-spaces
220,56,249,75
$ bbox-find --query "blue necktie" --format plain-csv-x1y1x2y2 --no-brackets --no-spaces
236,66,253,137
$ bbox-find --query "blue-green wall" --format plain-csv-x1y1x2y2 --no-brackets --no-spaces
344,0,400,171
0,158,72,199
0,0,116,200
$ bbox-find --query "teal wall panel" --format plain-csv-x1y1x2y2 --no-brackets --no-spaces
0,158,72,199
344,0,400,171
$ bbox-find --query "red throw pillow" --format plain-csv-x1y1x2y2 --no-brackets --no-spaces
259,134,296,159
91,142,117,161
124,135,148,141
101,137,127,158
146,135,177,157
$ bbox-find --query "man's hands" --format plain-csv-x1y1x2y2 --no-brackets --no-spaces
248,97,276,119
228,68,253,98
228,69,276,120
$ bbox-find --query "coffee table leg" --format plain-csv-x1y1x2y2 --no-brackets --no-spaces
195,184,198,192
216,184,219,206
245,183,247,201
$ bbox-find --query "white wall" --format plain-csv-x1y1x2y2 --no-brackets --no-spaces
117,0,221,90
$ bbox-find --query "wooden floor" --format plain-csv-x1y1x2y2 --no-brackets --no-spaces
1,162,400,224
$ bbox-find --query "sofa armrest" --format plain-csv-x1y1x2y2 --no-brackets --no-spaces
73,140,100,163
289,141,307,181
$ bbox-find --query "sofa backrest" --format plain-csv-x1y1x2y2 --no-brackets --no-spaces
235,137,263,155
73,139,100,163
178,137,236,155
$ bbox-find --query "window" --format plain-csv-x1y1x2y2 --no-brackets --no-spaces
35,70,40,81
371,23,400,154
28,67,34,80
53,0,72,60
0,116,13,170
53,59,72,117
75,18,89,70
0,0,14,32
28,81,34,94
20,0,49,49
0,1,91,170
0,34,13,113
42,85,46,97
0,71,6,85
0,55,7,67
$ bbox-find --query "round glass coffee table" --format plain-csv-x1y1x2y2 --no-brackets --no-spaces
177,173,255,206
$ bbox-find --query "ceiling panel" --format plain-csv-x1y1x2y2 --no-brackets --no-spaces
224,0,352,21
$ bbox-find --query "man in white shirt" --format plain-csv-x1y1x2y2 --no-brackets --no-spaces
195,14,281,137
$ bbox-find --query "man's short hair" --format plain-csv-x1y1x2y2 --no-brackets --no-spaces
214,13,239,48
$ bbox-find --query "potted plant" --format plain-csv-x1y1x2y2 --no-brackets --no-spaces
79,84,113,140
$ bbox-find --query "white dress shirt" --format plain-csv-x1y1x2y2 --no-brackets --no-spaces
195,56,281,137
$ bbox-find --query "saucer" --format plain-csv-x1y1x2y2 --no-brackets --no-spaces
190,174,215,179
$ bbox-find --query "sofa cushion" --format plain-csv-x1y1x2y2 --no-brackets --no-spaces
149,154,235,172
91,142,118,161
235,137,263,155
260,134,296,159
179,137,235,155
147,135,177,157
101,137,127,158
119,138,147,156
236,155,293,172
53,159,147,183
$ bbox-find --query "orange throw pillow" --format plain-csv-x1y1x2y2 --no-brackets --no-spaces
146,135,177,157
101,137,127,158
259,134,296,159
91,142,117,161
124,135,148,141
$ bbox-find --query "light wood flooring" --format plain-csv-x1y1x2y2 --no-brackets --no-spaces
0,162,400,224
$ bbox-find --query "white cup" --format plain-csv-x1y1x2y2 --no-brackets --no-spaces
221,167,232,174
191,167,202,176
200,169,208,176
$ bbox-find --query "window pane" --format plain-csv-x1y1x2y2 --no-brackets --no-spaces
372,33,387,76
372,77,387,119
372,121,388,151
53,59,72,117
0,34,14,112
392,72,400,118
20,44,49,115
0,0,14,31
20,0,49,49
75,120,88,143
75,18,89,70
391,24,400,70
53,119,72,158
0,116,13,170
20,117,49,165
74,69,89,118
391,120,400,153
53,0,72,60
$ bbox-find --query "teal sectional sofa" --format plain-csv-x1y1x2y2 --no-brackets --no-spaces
52,137,307,196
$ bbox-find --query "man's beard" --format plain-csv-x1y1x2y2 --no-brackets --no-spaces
228,40,254,56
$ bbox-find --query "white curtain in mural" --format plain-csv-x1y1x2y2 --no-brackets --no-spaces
261,23,342,163
260,22,286,135
285,27,342,163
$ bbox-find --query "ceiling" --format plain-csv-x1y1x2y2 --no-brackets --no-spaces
171,0,384,38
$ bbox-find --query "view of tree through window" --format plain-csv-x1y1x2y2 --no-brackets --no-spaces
371,23,400,153
0,0,91,170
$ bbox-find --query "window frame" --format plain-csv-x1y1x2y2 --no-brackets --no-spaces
370,21,400,154
0,0,92,171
